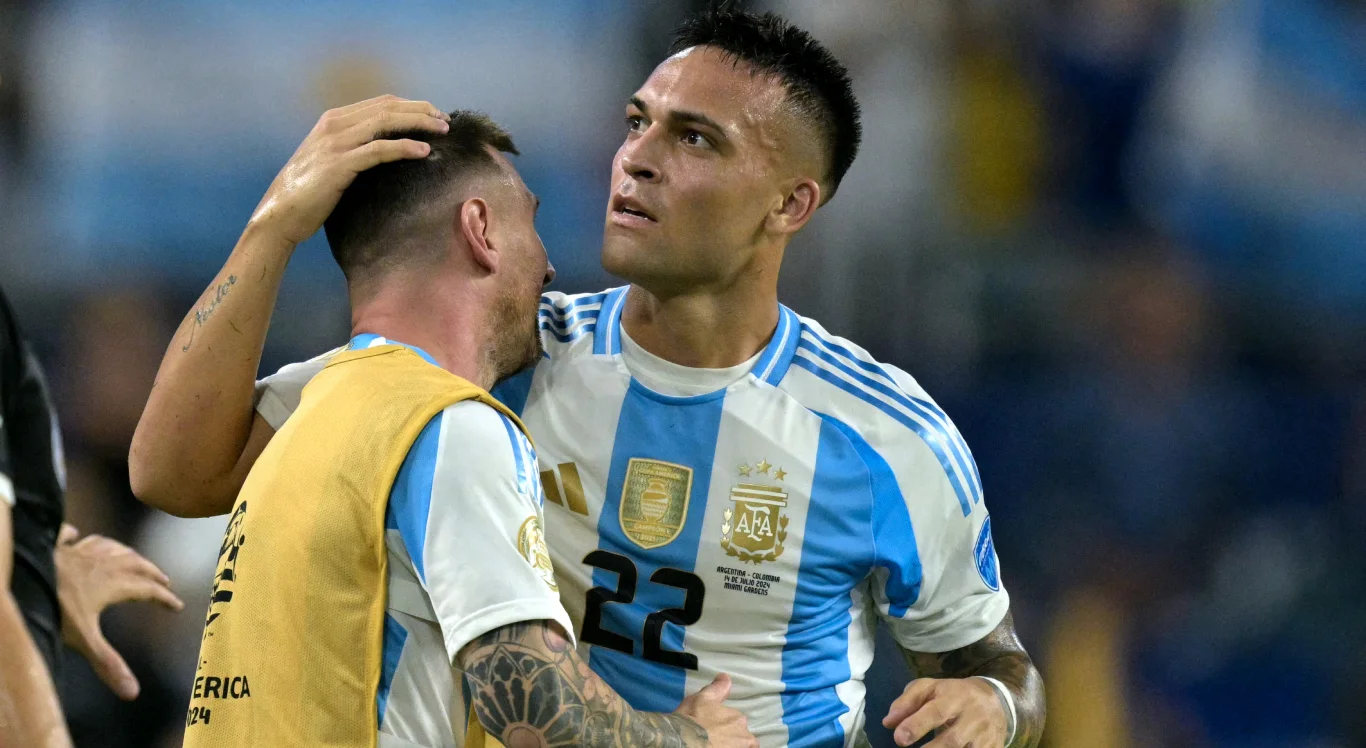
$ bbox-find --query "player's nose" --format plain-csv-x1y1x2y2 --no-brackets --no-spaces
618,132,662,184
543,261,556,288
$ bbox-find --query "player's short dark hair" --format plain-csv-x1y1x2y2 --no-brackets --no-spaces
324,110,518,281
671,7,862,203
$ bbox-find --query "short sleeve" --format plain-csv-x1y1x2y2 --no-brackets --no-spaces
859,408,1009,653
388,399,573,664
253,348,339,430
871,467,1009,653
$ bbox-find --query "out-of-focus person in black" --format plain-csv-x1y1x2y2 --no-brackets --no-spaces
0,285,184,747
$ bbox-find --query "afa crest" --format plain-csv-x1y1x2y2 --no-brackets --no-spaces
619,458,693,549
720,459,790,564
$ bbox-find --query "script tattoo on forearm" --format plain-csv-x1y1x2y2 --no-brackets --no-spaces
902,612,1045,748
181,275,238,352
461,621,707,748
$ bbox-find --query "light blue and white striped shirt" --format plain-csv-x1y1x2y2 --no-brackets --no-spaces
258,292,1008,748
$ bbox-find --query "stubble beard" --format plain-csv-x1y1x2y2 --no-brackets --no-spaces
487,281,543,385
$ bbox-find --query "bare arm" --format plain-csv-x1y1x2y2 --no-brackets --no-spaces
128,234,290,517
129,95,452,517
459,621,754,748
889,611,1046,748
0,502,73,748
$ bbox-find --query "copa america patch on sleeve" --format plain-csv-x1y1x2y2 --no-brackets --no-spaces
974,515,1001,591
518,515,558,592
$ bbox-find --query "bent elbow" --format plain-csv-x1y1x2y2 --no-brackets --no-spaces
127,449,183,515
127,445,220,518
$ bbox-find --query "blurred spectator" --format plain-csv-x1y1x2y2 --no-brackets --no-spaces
1134,0,1366,333
1035,0,1180,226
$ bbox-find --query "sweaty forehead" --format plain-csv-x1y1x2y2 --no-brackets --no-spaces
639,46,797,148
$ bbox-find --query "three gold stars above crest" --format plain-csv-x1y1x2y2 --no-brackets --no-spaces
738,460,787,482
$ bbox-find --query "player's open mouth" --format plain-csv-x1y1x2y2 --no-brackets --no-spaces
610,195,657,223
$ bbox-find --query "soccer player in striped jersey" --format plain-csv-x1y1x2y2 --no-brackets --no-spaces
133,9,1044,748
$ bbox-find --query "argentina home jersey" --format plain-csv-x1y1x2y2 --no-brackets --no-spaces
320,335,572,748
255,290,1008,748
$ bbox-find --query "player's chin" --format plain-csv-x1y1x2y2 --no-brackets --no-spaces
600,235,663,283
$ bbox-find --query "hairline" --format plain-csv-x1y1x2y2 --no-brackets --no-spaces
655,44,834,193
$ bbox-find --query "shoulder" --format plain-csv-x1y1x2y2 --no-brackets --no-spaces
260,346,344,387
781,315,957,440
434,399,525,444
417,400,537,498
254,346,346,429
780,315,982,511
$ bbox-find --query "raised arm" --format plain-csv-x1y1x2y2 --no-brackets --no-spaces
459,620,755,748
126,226,286,517
129,95,452,517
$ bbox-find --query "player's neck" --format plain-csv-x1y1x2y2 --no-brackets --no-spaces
350,272,494,389
621,282,779,369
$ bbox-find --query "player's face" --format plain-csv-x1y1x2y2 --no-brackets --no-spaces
602,46,800,295
485,153,553,380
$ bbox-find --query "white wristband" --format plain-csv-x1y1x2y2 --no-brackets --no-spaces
974,676,1017,747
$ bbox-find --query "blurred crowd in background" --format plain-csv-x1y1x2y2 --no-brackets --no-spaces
1,0,1363,746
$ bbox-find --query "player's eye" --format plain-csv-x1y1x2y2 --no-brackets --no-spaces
625,115,646,133
681,130,710,148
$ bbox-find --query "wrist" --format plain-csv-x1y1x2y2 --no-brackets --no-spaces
662,713,708,747
973,676,1017,746
240,218,303,255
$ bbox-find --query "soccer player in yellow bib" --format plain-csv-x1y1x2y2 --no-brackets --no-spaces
169,103,755,748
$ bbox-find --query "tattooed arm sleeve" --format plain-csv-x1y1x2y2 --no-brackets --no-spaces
458,620,708,748
900,612,1046,748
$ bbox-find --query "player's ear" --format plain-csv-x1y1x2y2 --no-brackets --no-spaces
767,177,821,237
458,197,499,273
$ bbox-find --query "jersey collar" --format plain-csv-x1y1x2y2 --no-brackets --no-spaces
750,305,801,386
592,287,630,356
592,286,801,387
347,333,440,367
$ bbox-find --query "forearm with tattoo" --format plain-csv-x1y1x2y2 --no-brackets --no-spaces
901,613,1045,748
460,621,707,748
179,274,238,352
